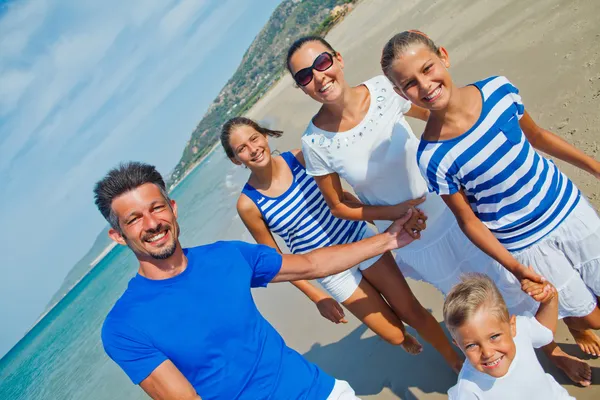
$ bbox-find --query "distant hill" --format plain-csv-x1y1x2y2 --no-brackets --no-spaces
45,226,114,311
168,0,356,187
46,0,357,313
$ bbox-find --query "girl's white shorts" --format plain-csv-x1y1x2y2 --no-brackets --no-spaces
317,225,381,303
508,196,600,319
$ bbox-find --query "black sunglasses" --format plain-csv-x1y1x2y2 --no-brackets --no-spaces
293,52,335,87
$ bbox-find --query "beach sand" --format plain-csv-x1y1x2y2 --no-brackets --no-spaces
246,0,600,398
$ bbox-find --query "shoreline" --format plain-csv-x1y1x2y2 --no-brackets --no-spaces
34,142,223,333
170,2,359,187
168,140,221,192
13,2,600,398
241,0,600,398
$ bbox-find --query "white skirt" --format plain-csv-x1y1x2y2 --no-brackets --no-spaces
507,196,600,319
392,208,538,316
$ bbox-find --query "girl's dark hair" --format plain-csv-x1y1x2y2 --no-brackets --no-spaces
381,30,440,81
220,117,283,158
286,35,336,74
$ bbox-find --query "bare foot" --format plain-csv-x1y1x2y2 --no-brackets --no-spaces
401,333,423,355
568,327,600,356
546,345,592,387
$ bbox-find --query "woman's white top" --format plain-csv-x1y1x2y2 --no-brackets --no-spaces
301,75,448,250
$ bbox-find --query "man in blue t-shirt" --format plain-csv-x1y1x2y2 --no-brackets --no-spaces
93,162,418,400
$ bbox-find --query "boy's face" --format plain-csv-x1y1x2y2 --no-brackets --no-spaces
453,307,517,378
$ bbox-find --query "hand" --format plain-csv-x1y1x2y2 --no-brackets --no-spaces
392,196,426,219
316,297,348,324
593,161,600,180
521,278,557,303
403,207,428,239
384,209,418,249
514,265,545,284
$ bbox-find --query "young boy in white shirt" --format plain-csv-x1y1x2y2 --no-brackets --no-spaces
444,272,576,399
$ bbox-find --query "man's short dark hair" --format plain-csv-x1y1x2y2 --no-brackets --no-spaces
94,162,169,231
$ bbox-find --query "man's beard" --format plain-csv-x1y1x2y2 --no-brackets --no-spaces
136,223,179,260
149,240,177,260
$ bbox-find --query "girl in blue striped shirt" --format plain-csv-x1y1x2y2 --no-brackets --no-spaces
220,117,463,372
381,30,600,387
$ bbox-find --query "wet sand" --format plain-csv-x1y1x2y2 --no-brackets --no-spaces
247,0,600,398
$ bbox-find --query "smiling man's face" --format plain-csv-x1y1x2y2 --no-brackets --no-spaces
109,183,180,260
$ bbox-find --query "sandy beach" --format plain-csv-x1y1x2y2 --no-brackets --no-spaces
246,0,600,398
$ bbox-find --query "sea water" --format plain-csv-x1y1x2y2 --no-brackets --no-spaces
0,150,254,399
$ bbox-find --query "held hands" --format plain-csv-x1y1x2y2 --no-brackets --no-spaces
316,297,348,324
403,207,427,239
518,266,553,303
515,264,546,284
521,278,557,304
393,196,426,219
384,209,419,249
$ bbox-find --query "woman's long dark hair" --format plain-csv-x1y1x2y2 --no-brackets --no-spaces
285,35,336,74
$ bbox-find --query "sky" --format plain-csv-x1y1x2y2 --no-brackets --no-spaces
0,0,284,358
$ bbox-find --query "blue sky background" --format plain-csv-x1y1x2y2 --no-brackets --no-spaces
0,0,283,358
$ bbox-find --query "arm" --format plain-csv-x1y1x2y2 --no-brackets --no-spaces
520,111,600,178
295,148,416,228
237,194,346,323
341,190,361,204
442,191,544,283
292,280,347,323
139,360,201,400
521,277,559,334
313,172,425,222
535,290,559,334
341,190,375,225
404,104,430,122
272,210,416,282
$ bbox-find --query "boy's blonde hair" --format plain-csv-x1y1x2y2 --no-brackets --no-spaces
443,273,510,335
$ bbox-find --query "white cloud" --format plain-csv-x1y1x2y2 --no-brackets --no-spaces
0,69,34,112
0,0,281,357
0,0,249,174
0,0,48,58
159,0,208,40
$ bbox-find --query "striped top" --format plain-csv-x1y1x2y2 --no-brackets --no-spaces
242,151,366,254
417,76,580,251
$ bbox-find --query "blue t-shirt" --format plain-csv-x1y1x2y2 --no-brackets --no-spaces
101,241,335,400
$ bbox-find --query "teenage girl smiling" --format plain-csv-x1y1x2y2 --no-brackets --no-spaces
287,36,535,315
381,29,600,386
220,116,463,372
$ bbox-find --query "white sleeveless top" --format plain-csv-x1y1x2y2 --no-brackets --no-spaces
301,75,449,251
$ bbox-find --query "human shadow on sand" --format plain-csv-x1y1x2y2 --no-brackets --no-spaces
537,342,600,387
302,323,457,399
303,322,600,399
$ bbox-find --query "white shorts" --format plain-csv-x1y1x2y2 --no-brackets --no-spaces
507,197,600,319
326,380,361,400
393,208,538,316
317,225,382,303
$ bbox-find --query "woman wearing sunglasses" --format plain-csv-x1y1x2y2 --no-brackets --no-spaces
221,116,465,373
287,36,536,315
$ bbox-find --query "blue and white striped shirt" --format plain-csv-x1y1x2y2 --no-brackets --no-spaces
417,76,580,251
242,152,366,254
